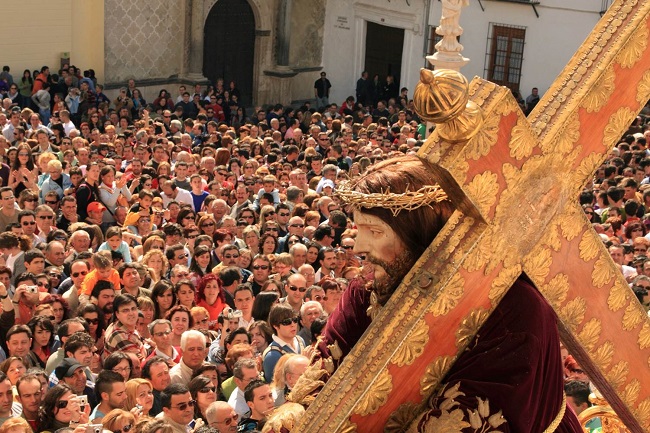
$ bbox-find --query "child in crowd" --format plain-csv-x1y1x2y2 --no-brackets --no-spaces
123,189,154,228
98,226,132,263
80,250,122,297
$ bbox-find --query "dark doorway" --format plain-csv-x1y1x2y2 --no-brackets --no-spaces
204,0,256,107
364,21,405,88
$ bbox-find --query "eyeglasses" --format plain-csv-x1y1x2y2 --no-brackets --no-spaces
289,224,304,228
113,425,132,433
201,222,215,227
265,228,279,232
113,366,132,374
253,265,269,270
279,212,290,217
153,330,172,337
56,400,71,409
48,273,62,279
288,285,307,293
176,254,188,260
342,245,354,250
172,400,196,411
279,317,300,326
37,282,50,289
224,254,239,259
217,414,240,426
38,215,54,219
84,318,99,325
24,198,38,202
22,221,36,226
45,201,58,205
186,234,199,239
184,215,195,220
199,386,216,393
313,295,324,301
72,271,88,278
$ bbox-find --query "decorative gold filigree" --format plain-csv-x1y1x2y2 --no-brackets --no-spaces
608,281,629,312
509,117,536,160
354,369,393,416
617,22,649,68
488,264,521,305
328,340,343,361
581,64,616,113
386,402,421,433
339,419,358,433
464,113,500,160
579,229,601,262
465,171,499,217
392,323,430,367
636,397,650,425
430,273,465,317
523,247,552,284
592,256,615,288
455,308,489,349
623,301,645,331
286,362,328,407
261,403,305,433
545,110,580,155
421,356,455,397
540,273,570,309
639,322,650,350
543,221,562,252
576,152,604,186
559,297,587,332
558,206,583,241
636,70,650,108
622,379,641,407
603,107,636,147
578,318,602,352
607,360,629,389
593,341,615,370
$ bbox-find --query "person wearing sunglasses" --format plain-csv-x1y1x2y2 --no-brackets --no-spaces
160,383,197,433
101,408,135,433
188,375,217,424
38,382,89,433
206,400,239,433
262,304,306,383
281,273,307,314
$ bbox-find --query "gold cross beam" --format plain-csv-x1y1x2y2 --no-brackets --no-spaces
292,0,650,431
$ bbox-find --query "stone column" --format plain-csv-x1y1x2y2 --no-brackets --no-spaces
276,0,293,67
188,0,206,78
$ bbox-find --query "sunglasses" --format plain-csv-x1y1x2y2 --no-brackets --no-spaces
265,228,279,232
289,224,304,228
176,254,188,259
201,222,215,228
38,215,54,219
22,221,36,226
288,285,307,293
224,254,239,259
48,273,62,279
56,400,71,409
113,425,132,433
173,400,196,411
252,265,269,270
72,271,88,278
24,198,38,202
220,414,240,426
84,318,99,325
37,282,50,289
199,386,216,393
313,295,324,301
45,201,58,205
279,317,300,326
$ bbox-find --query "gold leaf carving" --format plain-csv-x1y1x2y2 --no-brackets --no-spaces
608,281,629,312
392,323,430,367
579,230,602,262
523,247,552,284
354,369,393,416
592,256,615,288
489,264,521,305
636,70,650,107
578,318,602,351
543,222,562,252
622,379,641,407
637,397,650,425
463,230,493,273
540,273,570,309
465,113,500,160
581,64,615,113
465,171,499,216
509,117,535,160
617,23,649,68
421,356,455,397
496,95,520,117
385,402,420,433
558,206,583,241
430,273,464,317
576,152,604,185
552,111,581,154
560,297,587,332
623,301,645,331
603,107,636,148
339,419,357,433
593,341,615,370
607,360,629,390
455,308,489,349
640,322,650,350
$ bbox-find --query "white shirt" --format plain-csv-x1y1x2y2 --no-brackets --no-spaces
161,187,194,207
5,251,23,272
228,387,250,417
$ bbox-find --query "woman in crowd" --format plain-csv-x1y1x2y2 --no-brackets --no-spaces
26,316,54,368
38,384,89,433
188,375,217,423
174,279,197,310
78,303,106,355
189,245,213,278
104,352,134,381
196,274,226,328
165,305,194,347
102,409,136,433
249,320,273,355
9,143,38,197
152,280,175,320
142,249,168,285
125,378,154,417
0,356,27,387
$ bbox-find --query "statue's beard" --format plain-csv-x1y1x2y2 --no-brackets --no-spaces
366,250,417,306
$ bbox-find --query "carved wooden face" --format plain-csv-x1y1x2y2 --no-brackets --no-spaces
353,210,413,304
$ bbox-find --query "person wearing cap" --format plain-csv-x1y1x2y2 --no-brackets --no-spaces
85,201,105,226
55,357,98,409
103,294,146,362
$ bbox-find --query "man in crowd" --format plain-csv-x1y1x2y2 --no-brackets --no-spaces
170,330,207,385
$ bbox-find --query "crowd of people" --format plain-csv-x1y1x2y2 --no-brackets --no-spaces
0,62,430,433
0,59,644,432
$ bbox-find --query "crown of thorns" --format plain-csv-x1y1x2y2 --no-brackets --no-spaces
336,181,449,216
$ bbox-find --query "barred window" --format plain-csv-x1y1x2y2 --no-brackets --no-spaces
484,23,526,93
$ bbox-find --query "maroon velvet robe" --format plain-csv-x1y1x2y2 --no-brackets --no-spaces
318,276,583,432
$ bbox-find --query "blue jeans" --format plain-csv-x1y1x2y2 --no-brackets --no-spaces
39,108,51,125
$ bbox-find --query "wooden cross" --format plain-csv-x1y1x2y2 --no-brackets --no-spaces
291,1,650,431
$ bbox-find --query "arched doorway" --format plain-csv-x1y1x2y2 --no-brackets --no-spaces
204,0,256,107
